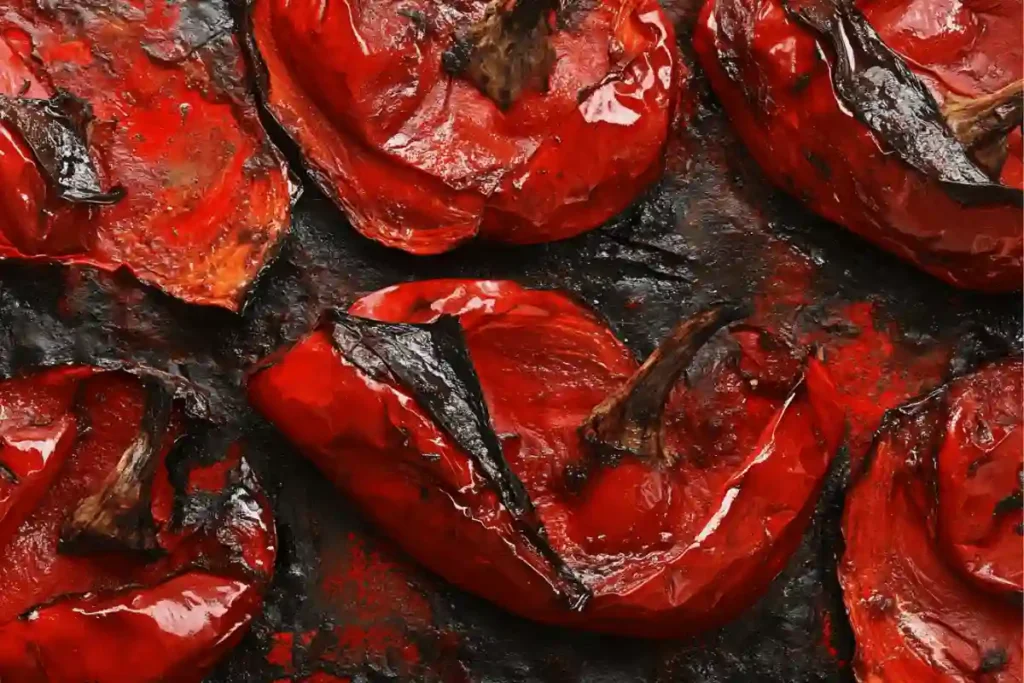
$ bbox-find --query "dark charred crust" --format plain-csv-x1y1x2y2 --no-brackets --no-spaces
59,380,172,557
791,72,813,93
327,311,590,607
0,91,125,205
165,428,230,530
978,647,1009,673
580,304,746,467
993,471,1023,517
442,35,474,76
555,0,596,30
803,150,831,180
141,1,234,64
397,7,429,39
0,461,18,484
781,0,1024,208
729,324,807,396
947,322,1018,380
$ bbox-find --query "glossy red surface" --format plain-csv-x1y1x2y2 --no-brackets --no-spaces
840,360,1023,682
0,367,277,682
0,1,292,309
249,279,843,636
935,359,1023,596
693,0,1024,291
249,0,680,253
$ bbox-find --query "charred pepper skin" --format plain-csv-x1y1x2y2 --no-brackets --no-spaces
249,279,843,636
841,359,1023,682
246,0,680,254
0,0,292,310
693,0,1024,292
0,367,277,683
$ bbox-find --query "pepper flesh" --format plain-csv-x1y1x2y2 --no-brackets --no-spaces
840,359,1023,682
247,0,680,253
0,0,292,309
0,367,277,682
249,279,842,636
693,0,1024,291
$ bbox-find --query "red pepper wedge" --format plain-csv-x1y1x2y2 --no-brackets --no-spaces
693,0,1024,291
0,1,292,310
936,360,1023,595
0,367,277,682
249,279,842,636
247,0,680,253
840,359,1022,682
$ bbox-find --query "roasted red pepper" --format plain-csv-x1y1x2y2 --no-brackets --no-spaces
840,358,1023,681
693,0,1024,291
247,0,680,253
0,0,292,309
249,279,842,636
0,366,276,682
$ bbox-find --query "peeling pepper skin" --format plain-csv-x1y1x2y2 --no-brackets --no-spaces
0,0,292,310
840,359,1022,682
247,0,680,253
0,367,277,682
693,0,1024,292
249,279,842,636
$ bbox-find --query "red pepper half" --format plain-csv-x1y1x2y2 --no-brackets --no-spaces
249,279,842,636
0,367,277,682
693,0,1024,291
840,359,1022,681
247,0,680,253
0,1,293,310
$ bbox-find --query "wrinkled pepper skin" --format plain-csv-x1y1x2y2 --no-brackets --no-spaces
249,279,843,637
693,0,1024,292
0,1,292,310
0,367,276,682
247,0,680,253
840,359,1022,682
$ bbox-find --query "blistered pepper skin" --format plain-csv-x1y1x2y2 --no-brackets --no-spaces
693,0,1024,292
0,1,292,309
840,359,1023,682
0,367,277,682
248,0,680,253
249,279,843,636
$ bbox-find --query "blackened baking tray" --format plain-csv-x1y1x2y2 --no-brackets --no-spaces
0,0,1018,680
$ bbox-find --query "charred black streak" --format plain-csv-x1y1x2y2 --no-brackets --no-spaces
141,0,234,63
591,233,697,285
0,91,125,205
327,311,590,608
58,380,172,558
803,150,831,180
791,72,813,93
580,304,745,468
781,0,1024,207
398,7,429,40
0,461,18,484
992,469,1023,517
978,647,1009,674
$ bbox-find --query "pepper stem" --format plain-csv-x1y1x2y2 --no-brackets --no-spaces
60,385,171,556
579,306,743,467
444,0,559,110
942,79,1024,178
